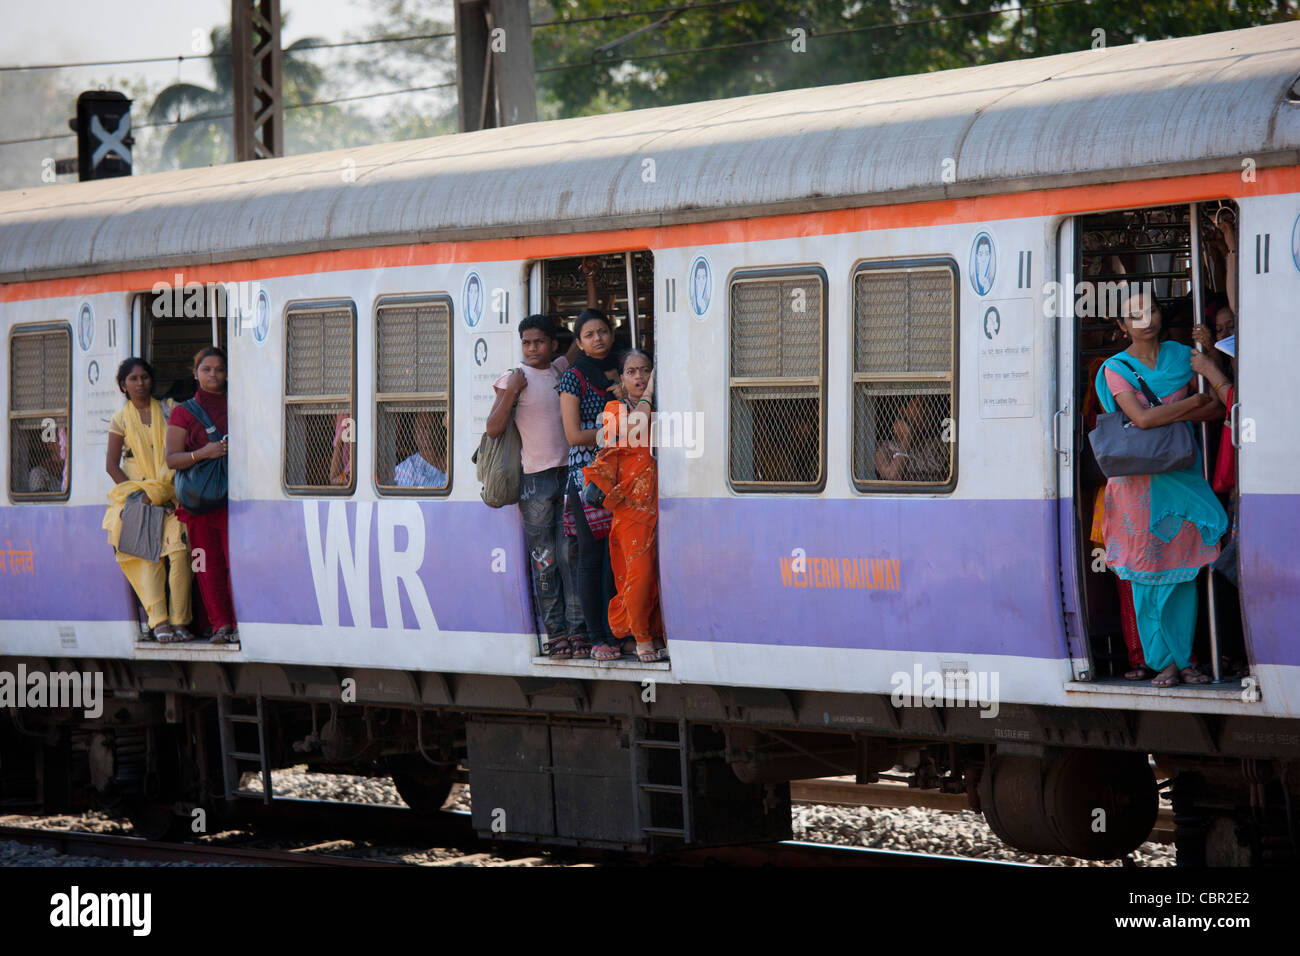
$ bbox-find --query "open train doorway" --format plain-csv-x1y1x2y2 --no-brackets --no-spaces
1063,201,1245,686
132,283,227,406
524,251,663,662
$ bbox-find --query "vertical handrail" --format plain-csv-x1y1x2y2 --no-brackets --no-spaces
624,252,638,349
1189,202,1222,683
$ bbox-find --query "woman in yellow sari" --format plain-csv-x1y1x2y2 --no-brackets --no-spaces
103,358,195,643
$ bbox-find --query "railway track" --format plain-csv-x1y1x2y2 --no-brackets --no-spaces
0,818,1030,868
2,773,1164,867
790,777,1176,844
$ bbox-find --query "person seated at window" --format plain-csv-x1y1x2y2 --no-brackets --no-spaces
393,411,448,488
582,350,666,663
104,358,196,643
754,399,819,484
874,394,949,482
26,428,67,493
330,411,354,486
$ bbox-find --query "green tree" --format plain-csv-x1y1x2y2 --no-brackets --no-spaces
148,23,326,168
530,0,1297,118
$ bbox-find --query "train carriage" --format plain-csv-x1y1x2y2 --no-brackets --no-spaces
2,22,1300,862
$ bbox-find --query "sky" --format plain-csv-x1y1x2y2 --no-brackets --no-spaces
0,0,375,82
0,0,456,186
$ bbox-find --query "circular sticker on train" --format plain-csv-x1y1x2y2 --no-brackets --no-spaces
78,303,94,351
473,337,488,367
251,289,271,345
689,256,711,319
1292,213,1300,274
463,272,484,329
969,231,996,296
87,359,100,386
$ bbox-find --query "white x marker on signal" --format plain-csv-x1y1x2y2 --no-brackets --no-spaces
90,113,131,168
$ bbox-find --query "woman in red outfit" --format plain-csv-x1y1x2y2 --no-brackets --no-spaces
165,347,237,644
583,351,666,663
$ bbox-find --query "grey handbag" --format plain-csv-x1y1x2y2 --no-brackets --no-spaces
1088,359,1198,477
117,490,166,562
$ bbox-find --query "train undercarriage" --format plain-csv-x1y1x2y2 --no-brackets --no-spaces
2,658,1297,865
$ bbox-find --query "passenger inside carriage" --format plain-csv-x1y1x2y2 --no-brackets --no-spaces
392,411,449,488
104,357,196,643
874,393,951,483
25,428,68,493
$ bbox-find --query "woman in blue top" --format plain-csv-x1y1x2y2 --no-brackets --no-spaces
559,309,627,660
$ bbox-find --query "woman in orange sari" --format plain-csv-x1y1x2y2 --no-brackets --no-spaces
582,351,666,662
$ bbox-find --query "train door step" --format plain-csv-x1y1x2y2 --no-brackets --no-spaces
217,694,272,802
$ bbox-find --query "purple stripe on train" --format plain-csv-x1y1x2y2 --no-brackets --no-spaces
4,494,1296,667
0,505,136,622
658,496,1066,659
1238,493,1300,672
230,499,534,634
658,494,1300,667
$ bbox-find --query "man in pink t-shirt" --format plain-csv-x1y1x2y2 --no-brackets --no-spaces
486,315,585,654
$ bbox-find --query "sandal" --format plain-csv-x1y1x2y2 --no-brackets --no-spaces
591,642,622,661
1180,665,1211,685
542,637,573,660
1124,666,1154,681
1150,665,1180,688
209,626,240,645
172,626,199,643
154,624,185,643
635,640,658,663
569,637,592,660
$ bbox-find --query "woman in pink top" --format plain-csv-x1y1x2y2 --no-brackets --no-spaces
486,315,587,657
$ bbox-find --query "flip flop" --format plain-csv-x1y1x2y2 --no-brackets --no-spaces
1151,666,1180,688
591,642,622,661
1124,666,1154,681
1180,666,1211,685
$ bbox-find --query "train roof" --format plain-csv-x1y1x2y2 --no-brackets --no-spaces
2,21,1299,283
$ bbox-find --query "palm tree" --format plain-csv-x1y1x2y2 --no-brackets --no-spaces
149,23,324,168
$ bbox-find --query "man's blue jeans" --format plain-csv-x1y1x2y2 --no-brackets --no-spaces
519,467,584,641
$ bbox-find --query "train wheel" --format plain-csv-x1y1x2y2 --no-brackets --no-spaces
124,799,185,842
388,760,455,813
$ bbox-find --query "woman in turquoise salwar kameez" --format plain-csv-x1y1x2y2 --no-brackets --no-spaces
1094,290,1229,688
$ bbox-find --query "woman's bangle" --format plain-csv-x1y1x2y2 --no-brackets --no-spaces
637,398,652,406
190,451,197,464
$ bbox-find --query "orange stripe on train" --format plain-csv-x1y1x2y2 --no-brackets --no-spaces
2,166,1295,304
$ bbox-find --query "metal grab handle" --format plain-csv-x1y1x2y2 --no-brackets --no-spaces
1053,408,1067,453
1230,401,1241,449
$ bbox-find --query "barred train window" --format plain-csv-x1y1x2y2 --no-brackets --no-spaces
375,297,451,494
852,263,956,490
284,302,355,493
9,328,71,500
728,270,825,490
